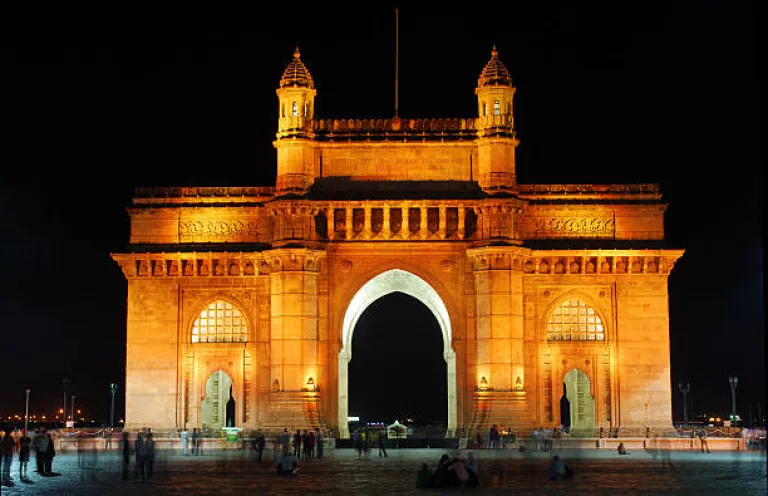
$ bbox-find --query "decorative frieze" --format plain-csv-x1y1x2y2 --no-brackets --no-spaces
111,253,265,279
529,217,615,238
178,219,260,243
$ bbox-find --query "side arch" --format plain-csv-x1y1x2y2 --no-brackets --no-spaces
338,268,456,438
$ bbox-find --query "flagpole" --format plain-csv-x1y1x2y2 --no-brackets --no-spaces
395,8,399,117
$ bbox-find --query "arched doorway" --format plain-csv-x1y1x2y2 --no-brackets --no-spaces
348,293,447,430
339,269,456,438
563,369,595,437
201,370,234,431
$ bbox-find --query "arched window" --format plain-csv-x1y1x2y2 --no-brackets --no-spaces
547,298,604,341
493,100,501,115
482,102,487,116
292,102,298,117
192,300,248,343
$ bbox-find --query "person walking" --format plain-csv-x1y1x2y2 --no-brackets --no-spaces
191,428,199,455
315,428,324,458
18,429,31,482
378,428,388,457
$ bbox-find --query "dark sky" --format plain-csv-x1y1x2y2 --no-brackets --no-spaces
1,4,761,424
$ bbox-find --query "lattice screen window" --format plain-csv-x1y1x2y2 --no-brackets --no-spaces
546,298,604,341
192,300,247,343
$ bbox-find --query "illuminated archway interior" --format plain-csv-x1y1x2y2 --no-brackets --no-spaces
201,370,233,431
339,269,456,438
564,369,595,437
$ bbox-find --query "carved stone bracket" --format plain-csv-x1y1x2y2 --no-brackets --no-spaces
111,253,267,278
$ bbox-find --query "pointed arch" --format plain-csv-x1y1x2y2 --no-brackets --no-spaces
542,292,608,342
190,299,249,343
339,269,456,438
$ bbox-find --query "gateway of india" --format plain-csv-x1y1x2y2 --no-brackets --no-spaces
113,45,683,439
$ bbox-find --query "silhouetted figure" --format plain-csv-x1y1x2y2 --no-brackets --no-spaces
33,428,49,475
416,462,432,488
0,428,15,487
697,428,710,453
225,385,236,428
293,430,302,458
465,452,479,486
134,432,145,479
121,431,132,480
143,432,156,479
255,434,266,463
315,428,324,458
191,428,199,455
42,430,56,476
548,455,572,481
617,442,629,455
18,430,31,482
279,428,291,452
378,429,388,457
180,428,189,456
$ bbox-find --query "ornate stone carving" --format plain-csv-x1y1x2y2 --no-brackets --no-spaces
440,260,454,272
178,219,259,242
531,217,615,237
340,260,353,273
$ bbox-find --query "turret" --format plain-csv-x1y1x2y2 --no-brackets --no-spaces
274,46,317,194
475,46,519,192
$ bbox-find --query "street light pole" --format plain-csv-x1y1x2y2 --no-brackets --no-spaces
678,382,690,425
71,394,76,426
110,383,118,430
24,388,30,433
728,375,739,422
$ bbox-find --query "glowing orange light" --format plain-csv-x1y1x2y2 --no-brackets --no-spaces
59,408,64,414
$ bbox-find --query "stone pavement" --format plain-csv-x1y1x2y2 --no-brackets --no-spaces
1,447,765,495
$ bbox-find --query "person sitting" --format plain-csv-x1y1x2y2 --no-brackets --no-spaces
465,452,479,487
447,457,470,487
547,455,572,481
275,447,297,475
617,442,629,455
431,454,459,487
415,462,432,488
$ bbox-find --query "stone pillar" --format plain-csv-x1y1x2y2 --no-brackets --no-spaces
420,205,428,240
383,205,391,238
401,204,409,240
439,205,447,239
458,206,466,240
266,248,325,429
363,206,372,240
345,206,353,241
326,207,335,241
467,246,532,432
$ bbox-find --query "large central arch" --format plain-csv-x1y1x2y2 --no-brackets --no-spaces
339,269,456,438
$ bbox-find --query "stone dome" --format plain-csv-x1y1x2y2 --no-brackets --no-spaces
280,46,314,89
477,45,513,88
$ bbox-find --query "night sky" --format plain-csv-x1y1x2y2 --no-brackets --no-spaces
1,4,761,425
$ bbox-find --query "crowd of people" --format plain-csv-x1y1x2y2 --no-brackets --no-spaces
0,427,57,487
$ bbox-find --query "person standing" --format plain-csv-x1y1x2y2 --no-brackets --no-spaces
191,428,199,455
144,432,156,479
18,429,31,482
255,433,265,463
180,428,189,456
33,428,48,475
42,430,55,476
121,431,132,480
378,429,388,457
697,428,710,454
134,432,145,480
293,430,302,459
315,427,324,458
0,428,15,487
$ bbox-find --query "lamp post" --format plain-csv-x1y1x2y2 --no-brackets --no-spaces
62,378,70,429
728,376,739,422
678,382,690,425
24,388,30,433
71,394,76,426
110,383,118,429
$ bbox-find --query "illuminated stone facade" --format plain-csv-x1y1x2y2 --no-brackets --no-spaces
113,46,683,437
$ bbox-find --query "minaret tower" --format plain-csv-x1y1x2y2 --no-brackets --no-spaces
475,46,519,191
274,46,317,194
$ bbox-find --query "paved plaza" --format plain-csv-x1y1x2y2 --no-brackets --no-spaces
1,447,766,495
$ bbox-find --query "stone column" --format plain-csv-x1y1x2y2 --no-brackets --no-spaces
266,248,325,428
467,246,531,432
458,206,466,240
383,205,391,238
439,205,447,239
345,206,353,241
401,204,409,240
363,206,372,240
326,207,335,241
